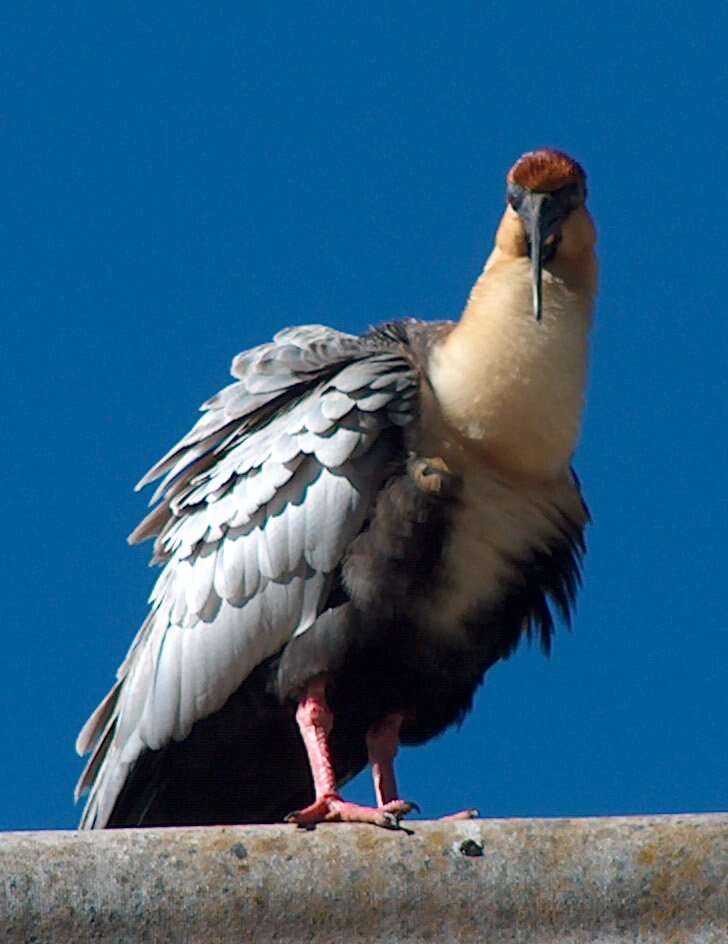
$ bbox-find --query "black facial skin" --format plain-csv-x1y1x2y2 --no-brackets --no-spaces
506,180,582,319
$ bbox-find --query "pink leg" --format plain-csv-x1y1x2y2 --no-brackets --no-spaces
293,679,337,798
366,714,475,819
285,682,414,829
366,713,404,807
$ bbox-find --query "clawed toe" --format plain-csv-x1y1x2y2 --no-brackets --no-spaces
285,794,417,830
380,799,417,816
439,808,479,821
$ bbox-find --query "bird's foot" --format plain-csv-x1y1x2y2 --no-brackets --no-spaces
285,794,416,830
439,808,480,821
408,456,458,497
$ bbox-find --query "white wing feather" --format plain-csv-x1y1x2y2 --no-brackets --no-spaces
76,324,419,827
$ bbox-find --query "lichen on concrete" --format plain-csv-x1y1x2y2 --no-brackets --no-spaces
1,814,726,942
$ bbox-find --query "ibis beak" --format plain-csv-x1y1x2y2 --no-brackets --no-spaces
516,192,562,321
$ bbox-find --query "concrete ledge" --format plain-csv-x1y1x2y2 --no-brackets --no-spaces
2,814,727,942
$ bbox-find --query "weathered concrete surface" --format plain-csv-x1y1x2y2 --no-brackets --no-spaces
1,814,726,943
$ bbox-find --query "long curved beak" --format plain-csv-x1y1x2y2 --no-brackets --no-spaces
516,192,559,321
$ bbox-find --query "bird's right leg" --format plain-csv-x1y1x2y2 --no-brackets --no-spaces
285,679,413,829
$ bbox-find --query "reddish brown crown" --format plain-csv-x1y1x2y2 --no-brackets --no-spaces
508,148,585,193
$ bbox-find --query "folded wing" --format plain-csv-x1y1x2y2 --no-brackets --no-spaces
76,324,419,828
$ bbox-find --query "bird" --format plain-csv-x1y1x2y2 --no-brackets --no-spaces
76,147,597,830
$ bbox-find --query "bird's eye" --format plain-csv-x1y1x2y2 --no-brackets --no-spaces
507,183,525,212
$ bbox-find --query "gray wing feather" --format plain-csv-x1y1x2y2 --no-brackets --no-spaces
310,426,364,468
320,390,355,422
76,323,421,827
185,544,217,617
353,390,398,413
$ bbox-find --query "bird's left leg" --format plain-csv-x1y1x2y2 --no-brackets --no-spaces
367,714,476,821
285,680,414,829
366,712,415,809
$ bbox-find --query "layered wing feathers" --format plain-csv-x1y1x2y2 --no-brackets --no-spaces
77,324,419,828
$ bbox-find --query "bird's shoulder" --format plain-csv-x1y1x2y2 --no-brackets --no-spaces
129,320,453,552
75,319,454,826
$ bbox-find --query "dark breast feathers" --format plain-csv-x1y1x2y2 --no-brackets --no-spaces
76,321,587,828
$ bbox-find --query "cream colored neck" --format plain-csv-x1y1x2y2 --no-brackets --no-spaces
427,229,596,482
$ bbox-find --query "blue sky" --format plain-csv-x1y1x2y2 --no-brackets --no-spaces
4,3,726,830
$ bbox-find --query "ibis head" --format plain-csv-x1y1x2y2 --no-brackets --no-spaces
506,149,587,320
